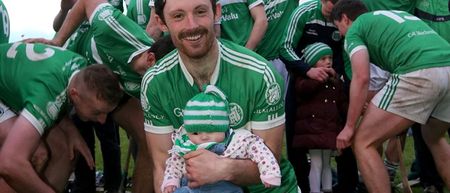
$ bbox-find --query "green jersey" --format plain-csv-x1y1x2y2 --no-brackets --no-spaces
0,0,9,44
361,0,416,13
142,39,298,193
0,42,87,135
345,11,450,74
415,0,450,42
255,0,298,60
126,0,151,29
220,0,264,46
90,3,154,98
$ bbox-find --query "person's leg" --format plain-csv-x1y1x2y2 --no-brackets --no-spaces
411,123,444,191
353,103,414,193
421,118,450,188
71,115,96,193
321,149,332,192
309,149,322,193
113,97,153,193
95,114,121,192
334,147,358,193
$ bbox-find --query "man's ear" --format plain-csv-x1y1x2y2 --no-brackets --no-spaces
156,15,169,32
342,14,350,24
147,52,156,68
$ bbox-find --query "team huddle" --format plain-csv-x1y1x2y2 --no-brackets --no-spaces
0,0,449,193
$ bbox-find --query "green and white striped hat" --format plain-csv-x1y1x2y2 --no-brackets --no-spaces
183,85,230,133
303,42,333,66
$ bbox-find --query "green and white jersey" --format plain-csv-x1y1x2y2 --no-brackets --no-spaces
415,0,450,42
126,0,151,29
255,0,298,60
0,42,87,135
0,0,9,44
89,3,154,98
220,0,264,46
345,11,450,74
361,0,416,13
142,39,299,193
141,39,284,133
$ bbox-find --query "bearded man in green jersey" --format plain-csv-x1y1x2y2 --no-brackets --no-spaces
142,0,300,193
331,0,450,192
0,42,122,193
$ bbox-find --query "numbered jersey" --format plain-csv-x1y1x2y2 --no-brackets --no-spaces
0,0,9,43
345,11,450,74
0,42,87,135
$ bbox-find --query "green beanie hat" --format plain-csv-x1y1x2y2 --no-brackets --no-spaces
303,42,333,66
183,85,230,133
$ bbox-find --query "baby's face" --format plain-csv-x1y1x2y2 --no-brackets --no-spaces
187,131,226,144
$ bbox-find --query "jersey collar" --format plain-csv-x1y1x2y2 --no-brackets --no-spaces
179,40,221,86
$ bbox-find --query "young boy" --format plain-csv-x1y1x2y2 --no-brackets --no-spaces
162,85,281,193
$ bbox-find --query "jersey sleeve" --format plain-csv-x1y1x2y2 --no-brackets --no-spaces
279,6,307,62
250,64,286,130
141,71,175,134
344,21,368,59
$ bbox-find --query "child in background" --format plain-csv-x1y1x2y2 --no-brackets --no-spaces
162,85,281,193
292,43,348,193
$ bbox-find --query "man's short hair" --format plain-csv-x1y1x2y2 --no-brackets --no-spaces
154,0,217,23
78,64,123,107
331,0,368,22
149,35,176,61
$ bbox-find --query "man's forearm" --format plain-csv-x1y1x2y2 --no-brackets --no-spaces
281,58,311,77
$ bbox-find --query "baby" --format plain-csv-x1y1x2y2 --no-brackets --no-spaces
162,85,281,193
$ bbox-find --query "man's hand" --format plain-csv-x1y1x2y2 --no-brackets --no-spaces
306,67,336,82
184,149,228,188
58,119,94,169
336,125,354,151
23,38,62,47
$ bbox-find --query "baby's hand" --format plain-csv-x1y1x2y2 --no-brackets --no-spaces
163,185,177,193
263,182,273,188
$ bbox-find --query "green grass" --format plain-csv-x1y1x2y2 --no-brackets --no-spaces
94,130,449,193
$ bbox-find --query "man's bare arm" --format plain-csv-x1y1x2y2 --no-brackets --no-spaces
146,132,172,193
245,4,268,50
0,116,56,193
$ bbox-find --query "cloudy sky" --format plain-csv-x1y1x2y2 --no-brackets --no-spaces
3,0,59,42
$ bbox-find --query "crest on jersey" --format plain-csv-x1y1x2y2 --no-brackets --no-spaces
332,30,341,42
229,103,243,127
124,82,140,91
265,83,281,105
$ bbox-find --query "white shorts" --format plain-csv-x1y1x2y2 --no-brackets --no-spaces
371,66,450,124
369,63,390,91
270,58,289,98
0,100,16,124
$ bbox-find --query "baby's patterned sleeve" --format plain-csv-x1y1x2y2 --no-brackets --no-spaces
161,152,185,190
247,136,282,186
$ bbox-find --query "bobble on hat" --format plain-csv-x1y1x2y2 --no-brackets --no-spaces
303,42,333,66
183,85,229,133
